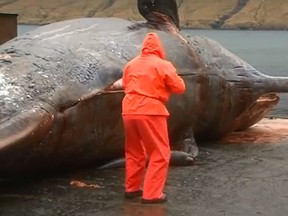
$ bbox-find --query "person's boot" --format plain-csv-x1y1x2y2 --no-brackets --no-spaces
124,190,143,199
141,193,167,204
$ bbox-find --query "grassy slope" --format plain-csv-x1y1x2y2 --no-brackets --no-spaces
224,0,288,29
178,0,237,28
0,0,287,29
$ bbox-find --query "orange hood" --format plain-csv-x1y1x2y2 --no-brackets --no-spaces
141,32,166,59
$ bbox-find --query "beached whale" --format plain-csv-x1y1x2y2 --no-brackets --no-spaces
0,0,287,177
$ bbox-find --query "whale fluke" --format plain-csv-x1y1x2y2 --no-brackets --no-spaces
137,0,180,30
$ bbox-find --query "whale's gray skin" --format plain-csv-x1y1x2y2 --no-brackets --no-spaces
97,150,195,170
0,13,288,176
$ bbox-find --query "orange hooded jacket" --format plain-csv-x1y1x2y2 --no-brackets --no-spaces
122,32,185,116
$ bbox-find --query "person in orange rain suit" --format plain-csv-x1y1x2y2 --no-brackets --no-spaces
121,32,186,204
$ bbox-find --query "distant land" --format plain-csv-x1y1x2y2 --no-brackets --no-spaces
0,0,288,30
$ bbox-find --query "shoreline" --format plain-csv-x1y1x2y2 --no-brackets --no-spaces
17,22,288,32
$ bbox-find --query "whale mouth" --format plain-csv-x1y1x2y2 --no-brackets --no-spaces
256,93,279,103
234,93,280,132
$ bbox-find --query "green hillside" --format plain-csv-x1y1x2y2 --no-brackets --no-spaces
0,0,287,30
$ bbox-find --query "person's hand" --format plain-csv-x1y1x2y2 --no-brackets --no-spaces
106,78,123,90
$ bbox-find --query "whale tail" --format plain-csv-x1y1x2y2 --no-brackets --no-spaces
137,0,180,30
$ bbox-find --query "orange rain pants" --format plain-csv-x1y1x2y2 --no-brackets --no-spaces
123,115,170,200
121,32,185,200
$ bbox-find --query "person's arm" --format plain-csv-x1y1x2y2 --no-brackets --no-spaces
106,78,123,90
122,64,129,89
104,65,128,91
163,62,185,94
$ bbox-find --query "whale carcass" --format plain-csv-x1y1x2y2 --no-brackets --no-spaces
0,0,288,177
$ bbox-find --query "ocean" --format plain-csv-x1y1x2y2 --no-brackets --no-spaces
18,25,288,118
